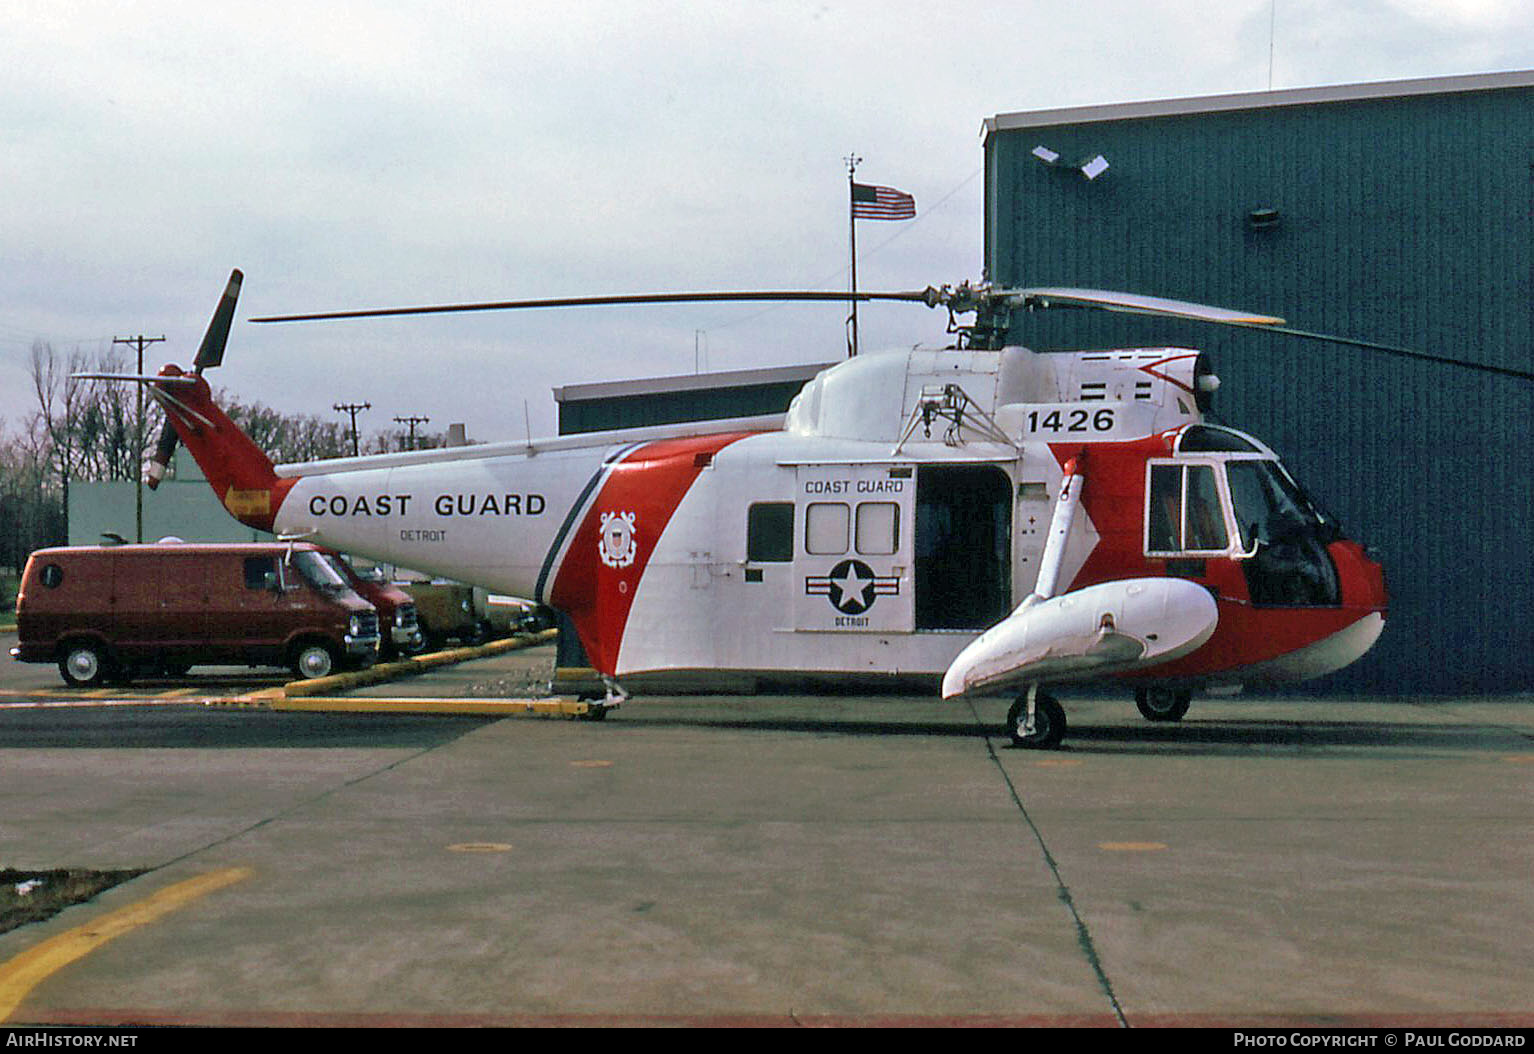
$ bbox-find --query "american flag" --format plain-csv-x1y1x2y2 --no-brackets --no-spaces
851,182,916,220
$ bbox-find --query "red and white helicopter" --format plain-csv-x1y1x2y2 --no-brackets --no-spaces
123,270,1416,748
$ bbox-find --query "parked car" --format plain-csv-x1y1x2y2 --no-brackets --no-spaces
10,541,381,685
323,551,423,659
399,580,490,651
484,595,554,636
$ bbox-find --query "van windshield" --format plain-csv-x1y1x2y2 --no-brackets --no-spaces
292,550,350,592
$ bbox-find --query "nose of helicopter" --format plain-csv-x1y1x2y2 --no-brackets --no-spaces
1331,538,1389,615
1266,538,1388,682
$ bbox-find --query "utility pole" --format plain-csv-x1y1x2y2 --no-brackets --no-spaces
333,401,371,457
393,414,430,451
114,334,165,543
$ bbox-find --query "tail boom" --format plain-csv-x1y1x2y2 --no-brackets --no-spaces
152,365,295,533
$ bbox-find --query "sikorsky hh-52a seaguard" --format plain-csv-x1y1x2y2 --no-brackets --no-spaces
94,267,1519,749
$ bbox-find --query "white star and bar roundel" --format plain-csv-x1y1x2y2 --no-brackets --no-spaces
805,559,900,615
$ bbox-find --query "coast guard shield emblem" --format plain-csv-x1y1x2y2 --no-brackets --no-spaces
598,511,638,569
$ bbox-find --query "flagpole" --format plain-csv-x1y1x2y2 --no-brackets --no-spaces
845,153,861,357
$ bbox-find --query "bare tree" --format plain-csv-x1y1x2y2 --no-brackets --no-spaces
219,394,350,464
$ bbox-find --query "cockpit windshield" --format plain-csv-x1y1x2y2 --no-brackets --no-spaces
1225,460,1328,550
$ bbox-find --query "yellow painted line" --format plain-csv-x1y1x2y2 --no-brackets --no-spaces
0,867,251,1023
1034,758,1084,768
273,696,588,717
1098,842,1169,852
0,698,204,711
569,759,613,768
447,843,513,853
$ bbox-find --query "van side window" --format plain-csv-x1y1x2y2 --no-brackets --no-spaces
747,503,794,562
39,564,64,588
244,557,278,590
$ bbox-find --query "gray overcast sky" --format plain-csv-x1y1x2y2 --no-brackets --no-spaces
2,0,1529,442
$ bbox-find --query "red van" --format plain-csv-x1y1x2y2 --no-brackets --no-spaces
320,550,423,659
11,542,381,685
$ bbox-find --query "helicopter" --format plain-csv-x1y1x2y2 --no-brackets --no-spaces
104,269,1431,749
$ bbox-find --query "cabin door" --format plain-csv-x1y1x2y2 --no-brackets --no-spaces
792,464,914,633
914,464,1014,631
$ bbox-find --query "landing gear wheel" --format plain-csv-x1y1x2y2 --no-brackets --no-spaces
59,643,110,688
292,642,338,680
1135,687,1191,722
1006,691,1066,750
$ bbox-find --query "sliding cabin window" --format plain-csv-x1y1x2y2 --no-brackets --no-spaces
747,502,794,563
1146,462,1230,556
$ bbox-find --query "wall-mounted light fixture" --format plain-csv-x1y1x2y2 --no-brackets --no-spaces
1247,207,1281,230
1033,144,1110,181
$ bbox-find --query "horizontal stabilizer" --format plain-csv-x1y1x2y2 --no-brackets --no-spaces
69,372,199,386
941,577,1218,698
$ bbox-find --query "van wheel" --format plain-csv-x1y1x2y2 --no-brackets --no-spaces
411,619,442,654
292,642,338,680
59,644,110,688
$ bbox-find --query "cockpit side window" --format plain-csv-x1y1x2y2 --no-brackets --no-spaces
1184,465,1228,551
1146,461,1231,556
1148,464,1182,551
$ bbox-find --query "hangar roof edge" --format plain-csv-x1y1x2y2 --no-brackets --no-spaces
982,69,1534,141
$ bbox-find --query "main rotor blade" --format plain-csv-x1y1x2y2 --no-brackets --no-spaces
1016,287,1287,327
1253,324,1534,382
194,269,243,371
1016,286,1533,382
249,289,935,324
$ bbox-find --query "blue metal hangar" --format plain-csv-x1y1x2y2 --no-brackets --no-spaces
982,71,1534,693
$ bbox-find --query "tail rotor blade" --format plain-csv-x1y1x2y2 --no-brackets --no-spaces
145,418,180,490
193,269,244,372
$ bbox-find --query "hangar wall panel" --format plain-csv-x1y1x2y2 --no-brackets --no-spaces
985,74,1534,691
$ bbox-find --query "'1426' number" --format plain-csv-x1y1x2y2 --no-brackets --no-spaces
1026,408,1116,433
